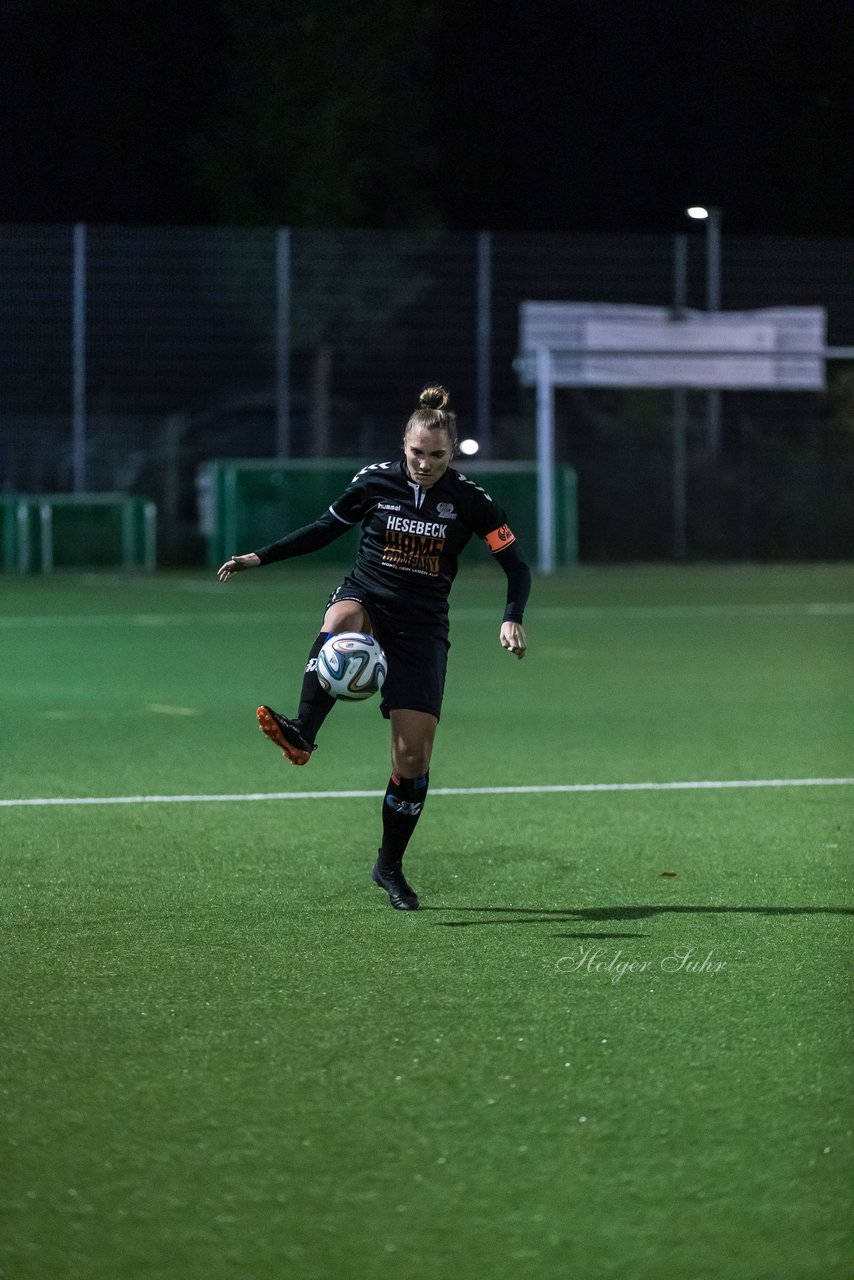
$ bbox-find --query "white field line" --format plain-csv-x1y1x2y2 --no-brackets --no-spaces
1,778,852,809
1,602,854,629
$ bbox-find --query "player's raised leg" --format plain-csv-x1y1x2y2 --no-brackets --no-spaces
257,600,372,766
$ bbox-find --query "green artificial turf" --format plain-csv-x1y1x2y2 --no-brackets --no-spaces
1,564,852,1280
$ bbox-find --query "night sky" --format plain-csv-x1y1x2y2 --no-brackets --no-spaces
1,0,853,234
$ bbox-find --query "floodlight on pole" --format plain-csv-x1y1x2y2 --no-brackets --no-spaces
685,206,722,309
685,204,724,454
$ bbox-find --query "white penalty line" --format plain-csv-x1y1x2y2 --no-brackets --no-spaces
1,778,853,809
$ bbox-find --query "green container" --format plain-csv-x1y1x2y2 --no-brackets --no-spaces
0,494,157,572
0,496,40,572
203,461,368,568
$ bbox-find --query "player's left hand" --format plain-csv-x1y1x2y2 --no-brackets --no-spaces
500,621,527,659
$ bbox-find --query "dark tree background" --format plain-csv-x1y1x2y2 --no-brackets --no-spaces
194,0,438,227
0,0,852,232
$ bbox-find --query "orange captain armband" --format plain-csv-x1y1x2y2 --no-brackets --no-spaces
484,524,516,553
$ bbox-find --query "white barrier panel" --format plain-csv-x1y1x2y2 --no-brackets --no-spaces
517,302,826,390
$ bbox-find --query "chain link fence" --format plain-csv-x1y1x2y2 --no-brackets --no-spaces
1,225,852,561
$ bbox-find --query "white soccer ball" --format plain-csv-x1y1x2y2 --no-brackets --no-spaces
316,632,387,701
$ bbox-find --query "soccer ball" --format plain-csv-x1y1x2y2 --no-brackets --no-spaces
316,632,387,701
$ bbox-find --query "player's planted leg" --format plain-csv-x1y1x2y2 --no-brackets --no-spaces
372,772,429,910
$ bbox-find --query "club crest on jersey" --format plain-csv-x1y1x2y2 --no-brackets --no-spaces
436,502,457,519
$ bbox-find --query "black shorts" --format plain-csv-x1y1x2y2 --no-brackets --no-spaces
326,578,450,721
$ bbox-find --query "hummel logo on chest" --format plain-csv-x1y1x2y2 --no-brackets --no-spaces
377,502,402,512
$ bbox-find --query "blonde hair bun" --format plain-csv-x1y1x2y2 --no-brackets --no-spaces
405,382,458,453
418,384,450,412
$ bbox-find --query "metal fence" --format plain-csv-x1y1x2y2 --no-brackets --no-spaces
1,225,852,561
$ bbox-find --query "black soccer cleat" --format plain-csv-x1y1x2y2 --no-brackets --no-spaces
256,705,316,766
372,858,421,911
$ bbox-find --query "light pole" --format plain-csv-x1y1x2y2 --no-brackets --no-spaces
686,206,723,308
686,206,723,454
670,232,689,557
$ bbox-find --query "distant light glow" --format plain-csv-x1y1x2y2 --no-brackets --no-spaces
686,206,710,220
459,438,479,456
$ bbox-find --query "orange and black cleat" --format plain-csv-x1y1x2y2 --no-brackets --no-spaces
256,705,316,766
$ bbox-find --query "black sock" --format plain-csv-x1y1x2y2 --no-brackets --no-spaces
379,772,429,869
296,632,336,744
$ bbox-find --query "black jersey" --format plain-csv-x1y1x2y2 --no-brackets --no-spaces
255,459,528,634
327,460,516,629
252,463,527,637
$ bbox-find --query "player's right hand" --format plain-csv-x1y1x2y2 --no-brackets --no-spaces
217,552,261,582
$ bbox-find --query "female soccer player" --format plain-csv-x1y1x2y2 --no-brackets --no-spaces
217,385,531,911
